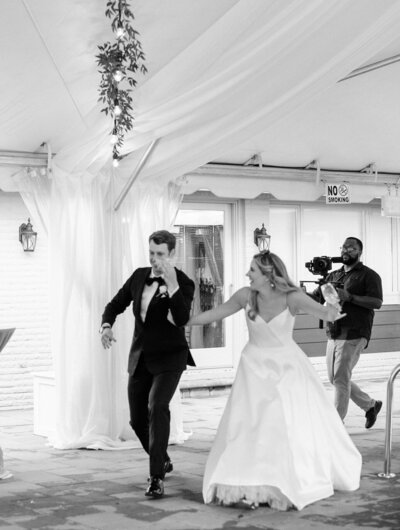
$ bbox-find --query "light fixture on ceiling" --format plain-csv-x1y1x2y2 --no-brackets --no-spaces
381,184,400,217
253,223,271,252
19,218,37,252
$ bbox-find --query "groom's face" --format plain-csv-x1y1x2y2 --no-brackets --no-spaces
149,240,174,275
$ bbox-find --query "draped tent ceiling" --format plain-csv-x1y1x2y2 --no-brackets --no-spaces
1,0,400,193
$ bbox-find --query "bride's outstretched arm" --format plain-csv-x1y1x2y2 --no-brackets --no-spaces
188,287,248,326
288,290,344,322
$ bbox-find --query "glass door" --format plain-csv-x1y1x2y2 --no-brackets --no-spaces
173,204,233,368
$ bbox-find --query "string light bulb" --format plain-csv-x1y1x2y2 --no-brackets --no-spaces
110,127,118,145
112,154,119,168
115,22,125,39
114,98,122,116
113,69,123,83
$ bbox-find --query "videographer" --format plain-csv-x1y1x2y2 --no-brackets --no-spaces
310,237,383,428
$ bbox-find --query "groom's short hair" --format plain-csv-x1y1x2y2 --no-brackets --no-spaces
149,230,176,252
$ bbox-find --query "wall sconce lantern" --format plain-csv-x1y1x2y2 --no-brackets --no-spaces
254,223,271,252
19,218,37,252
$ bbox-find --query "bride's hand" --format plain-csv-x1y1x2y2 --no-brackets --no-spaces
326,303,346,322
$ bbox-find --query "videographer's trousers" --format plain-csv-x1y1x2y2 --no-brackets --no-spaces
326,338,374,420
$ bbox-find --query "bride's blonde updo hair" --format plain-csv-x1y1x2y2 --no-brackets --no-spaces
248,250,301,320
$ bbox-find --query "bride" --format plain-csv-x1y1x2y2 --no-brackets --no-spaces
188,250,361,511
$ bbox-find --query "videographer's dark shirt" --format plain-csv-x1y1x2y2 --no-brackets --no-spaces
315,262,383,344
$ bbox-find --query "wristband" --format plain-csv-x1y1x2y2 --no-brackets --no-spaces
99,324,111,334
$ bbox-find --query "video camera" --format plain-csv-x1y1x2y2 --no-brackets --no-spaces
305,256,342,277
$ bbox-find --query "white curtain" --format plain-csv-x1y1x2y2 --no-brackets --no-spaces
16,167,186,449
13,0,400,447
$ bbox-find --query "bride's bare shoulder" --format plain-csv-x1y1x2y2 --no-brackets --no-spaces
233,286,251,308
287,289,304,315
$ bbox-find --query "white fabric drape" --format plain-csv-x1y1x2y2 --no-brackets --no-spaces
16,167,187,449
55,0,400,184
14,0,400,447
123,0,400,184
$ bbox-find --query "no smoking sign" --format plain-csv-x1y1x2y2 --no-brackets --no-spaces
325,183,351,204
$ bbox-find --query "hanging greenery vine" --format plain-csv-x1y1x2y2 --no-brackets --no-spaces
96,0,147,166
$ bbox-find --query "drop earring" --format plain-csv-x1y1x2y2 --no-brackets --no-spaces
266,276,275,289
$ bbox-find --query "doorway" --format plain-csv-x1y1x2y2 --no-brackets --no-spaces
173,204,233,368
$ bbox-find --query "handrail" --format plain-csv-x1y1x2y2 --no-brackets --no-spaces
378,363,400,479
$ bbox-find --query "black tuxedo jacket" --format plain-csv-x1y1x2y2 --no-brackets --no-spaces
102,267,195,375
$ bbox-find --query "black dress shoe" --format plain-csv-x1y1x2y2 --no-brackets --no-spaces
145,477,164,498
365,400,382,429
164,459,173,474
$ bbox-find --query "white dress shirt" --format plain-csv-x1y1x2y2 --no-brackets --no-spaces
140,274,179,323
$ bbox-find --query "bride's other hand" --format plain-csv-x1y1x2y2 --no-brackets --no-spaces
326,302,346,322
334,312,347,321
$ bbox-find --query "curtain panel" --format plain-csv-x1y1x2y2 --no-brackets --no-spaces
16,168,185,448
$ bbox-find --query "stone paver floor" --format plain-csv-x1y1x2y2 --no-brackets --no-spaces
0,378,400,529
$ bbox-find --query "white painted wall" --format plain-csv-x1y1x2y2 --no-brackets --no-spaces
0,191,52,410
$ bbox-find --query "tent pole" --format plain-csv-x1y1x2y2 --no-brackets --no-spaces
340,53,400,82
113,139,159,211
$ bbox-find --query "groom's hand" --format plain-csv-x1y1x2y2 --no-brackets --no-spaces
101,328,116,349
158,258,179,292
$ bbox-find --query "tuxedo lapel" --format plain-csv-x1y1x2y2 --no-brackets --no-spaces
145,284,164,319
133,268,152,321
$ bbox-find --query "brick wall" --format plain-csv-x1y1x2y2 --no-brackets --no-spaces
0,191,52,410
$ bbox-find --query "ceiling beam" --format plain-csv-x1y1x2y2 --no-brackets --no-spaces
0,150,49,168
192,163,400,187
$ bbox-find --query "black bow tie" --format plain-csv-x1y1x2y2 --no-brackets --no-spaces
145,276,165,286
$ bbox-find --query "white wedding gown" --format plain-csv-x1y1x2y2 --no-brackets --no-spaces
203,306,362,511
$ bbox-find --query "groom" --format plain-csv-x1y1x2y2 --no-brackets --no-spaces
100,230,195,498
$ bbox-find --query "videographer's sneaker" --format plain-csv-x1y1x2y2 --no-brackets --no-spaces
365,400,382,429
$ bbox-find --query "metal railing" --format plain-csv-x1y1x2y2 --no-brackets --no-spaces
378,363,400,479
